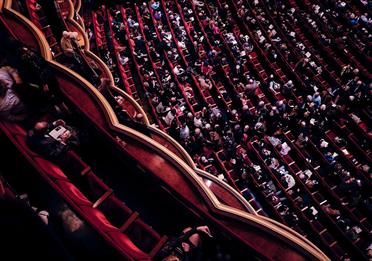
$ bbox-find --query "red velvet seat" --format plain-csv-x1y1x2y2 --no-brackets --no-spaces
125,219,161,253
97,196,134,228
107,231,150,260
1,122,26,135
10,132,40,158
56,180,92,206
34,156,69,180
79,205,117,231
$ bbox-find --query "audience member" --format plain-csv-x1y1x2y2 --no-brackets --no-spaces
158,225,213,261
27,119,80,160
0,65,27,121
60,31,79,57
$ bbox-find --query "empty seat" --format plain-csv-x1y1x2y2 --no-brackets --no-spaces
56,180,92,206
97,196,135,228
34,156,69,180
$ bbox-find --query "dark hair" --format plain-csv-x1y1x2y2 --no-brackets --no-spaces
0,81,8,97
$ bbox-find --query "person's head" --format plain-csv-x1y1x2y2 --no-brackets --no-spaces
100,77,112,87
58,204,84,232
63,31,78,39
62,31,69,38
29,121,48,136
135,113,144,122
162,256,180,261
33,121,48,133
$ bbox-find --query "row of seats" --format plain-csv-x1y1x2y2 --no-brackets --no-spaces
0,121,167,260
72,0,371,259
25,0,63,59
91,3,368,256
228,0,370,258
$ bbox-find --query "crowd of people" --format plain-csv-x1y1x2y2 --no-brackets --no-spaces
0,10,234,261
80,0,371,259
1,0,370,259
0,42,81,160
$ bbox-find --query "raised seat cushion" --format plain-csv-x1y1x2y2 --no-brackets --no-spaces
79,205,117,232
55,180,92,206
34,157,68,180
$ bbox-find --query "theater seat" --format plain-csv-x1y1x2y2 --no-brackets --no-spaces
1,122,26,136
126,219,162,253
33,157,68,180
107,231,150,260
13,134,39,157
97,196,134,228
55,180,92,206
79,205,117,232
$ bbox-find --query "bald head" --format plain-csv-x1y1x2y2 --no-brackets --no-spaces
34,121,48,130
33,121,48,135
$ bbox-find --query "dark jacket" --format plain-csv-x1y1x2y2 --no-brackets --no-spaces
27,122,79,160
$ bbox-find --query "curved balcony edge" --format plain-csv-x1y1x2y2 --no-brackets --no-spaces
0,1,330,260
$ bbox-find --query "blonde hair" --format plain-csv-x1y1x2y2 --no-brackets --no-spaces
162,255,180,261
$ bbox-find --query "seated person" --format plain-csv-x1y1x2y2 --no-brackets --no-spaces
158,225,213,261
60,31,79,57
98,78,136,122
27,119,79,160
0,65,28,121
0,63,23,87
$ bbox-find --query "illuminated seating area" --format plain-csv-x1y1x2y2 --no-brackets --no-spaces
0,0,370,260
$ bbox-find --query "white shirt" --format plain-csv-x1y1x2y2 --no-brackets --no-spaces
163,111,175,126
194,117,203,128
173,66,181,75
284,174,296,189
179,125,190,140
